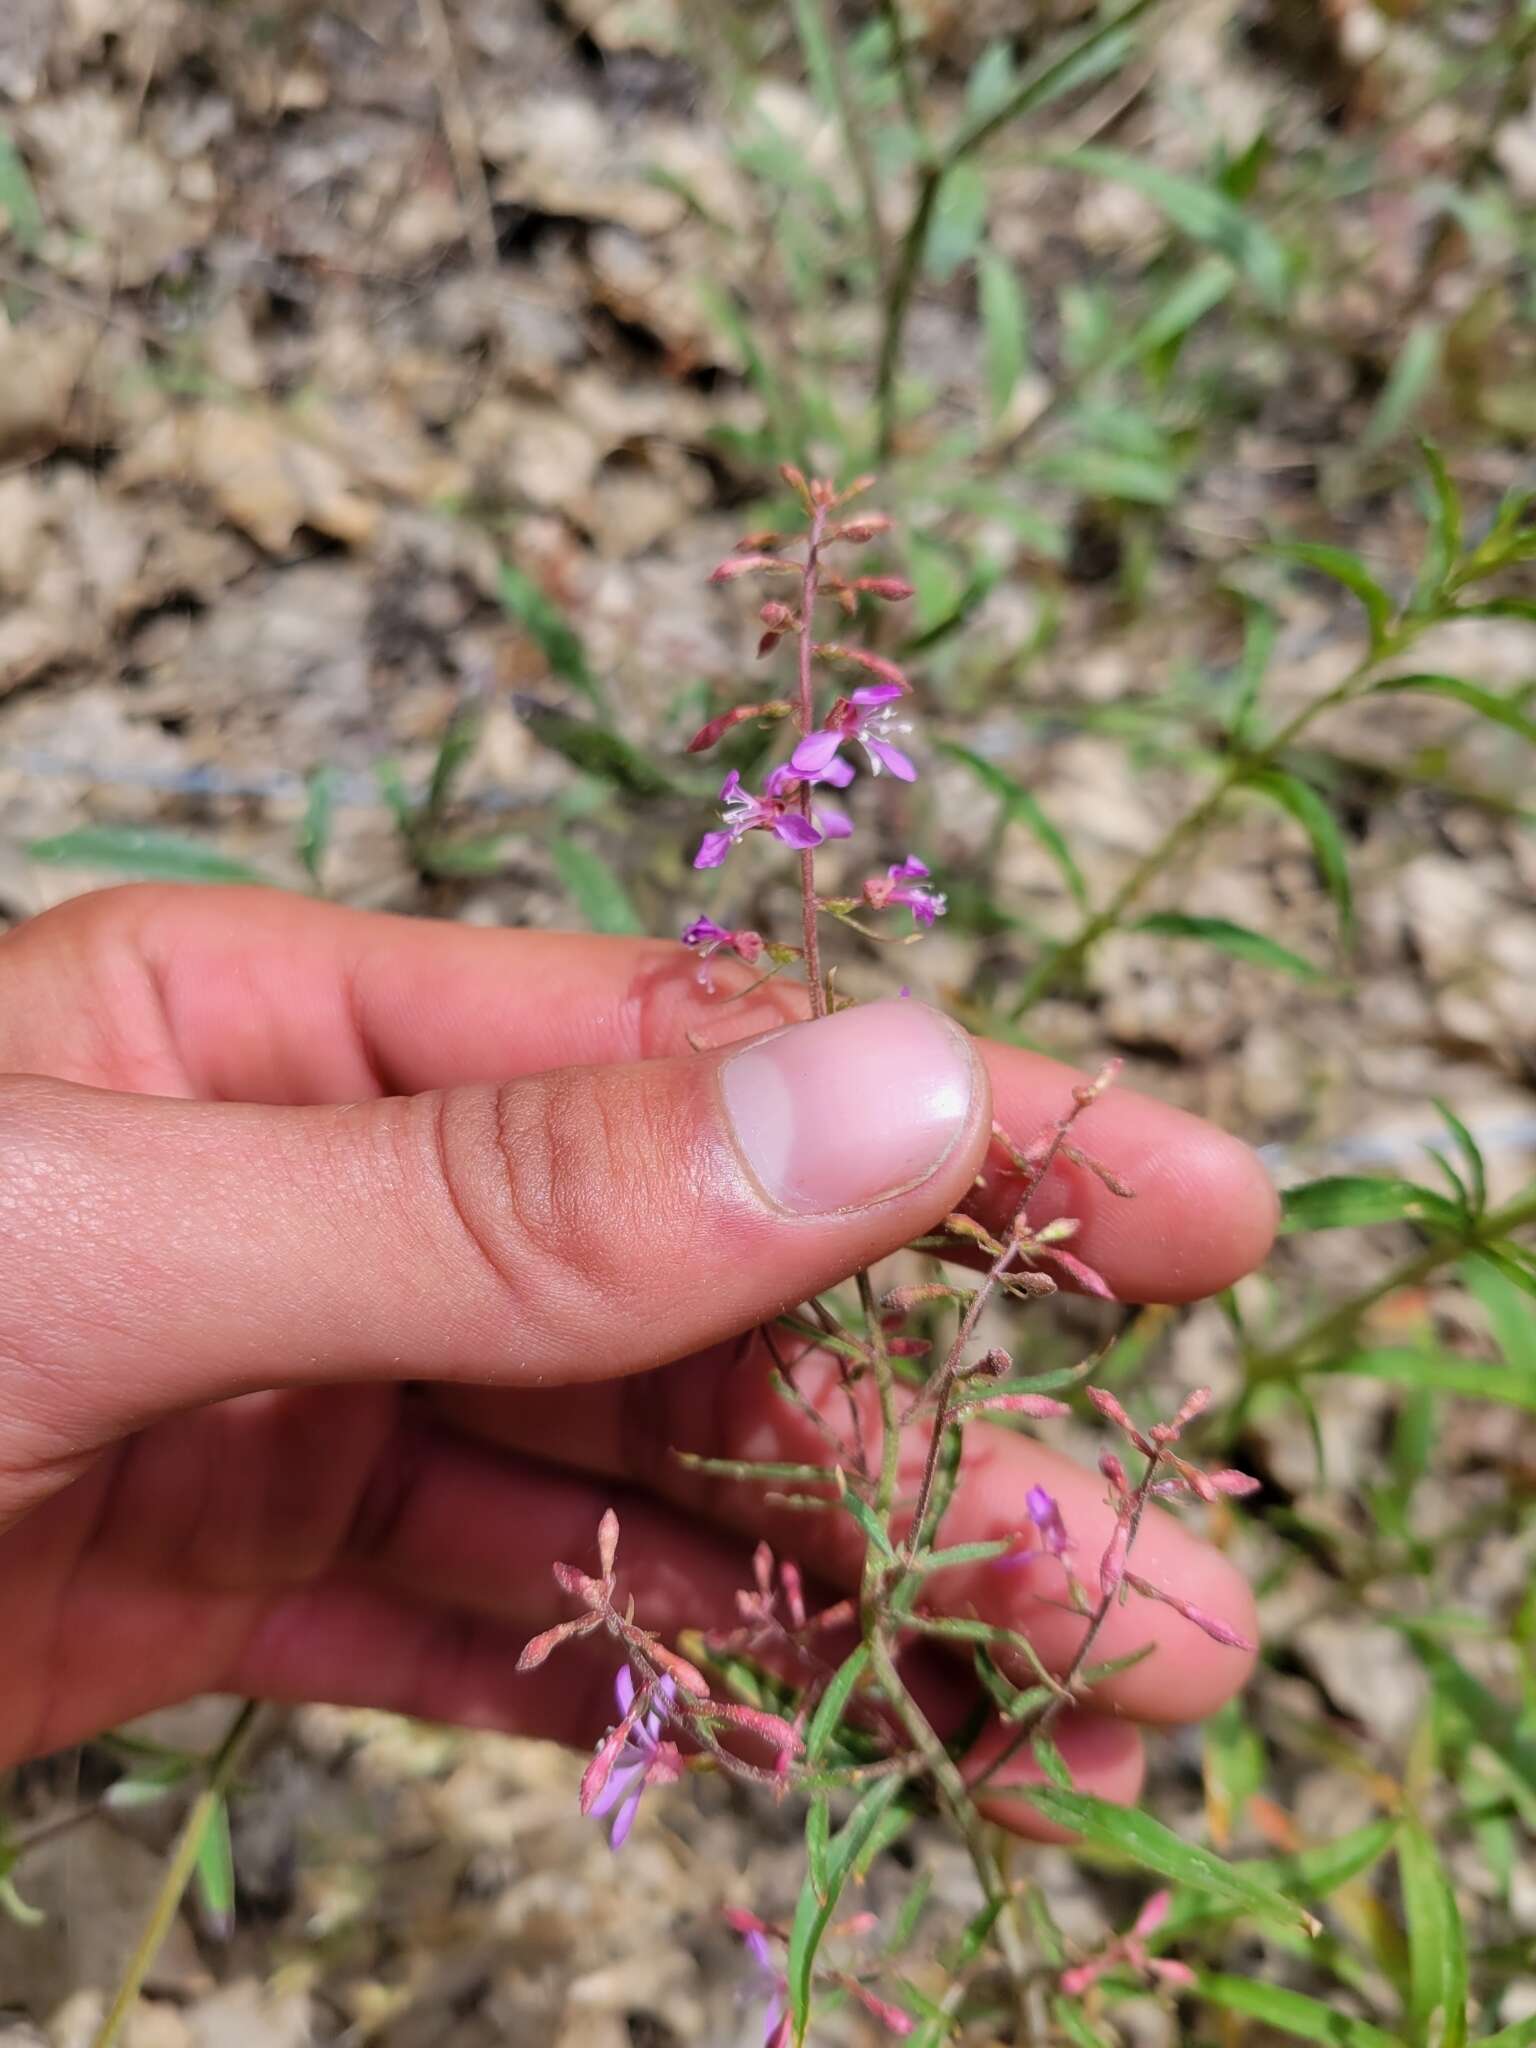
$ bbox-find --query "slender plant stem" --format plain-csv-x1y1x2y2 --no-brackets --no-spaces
1249,1182,1536,1384
90,1700,260,2048
877,0,926,138
797,505,829,1017
804,0,887,290
1009,619,1432,1018
873,0,1160,460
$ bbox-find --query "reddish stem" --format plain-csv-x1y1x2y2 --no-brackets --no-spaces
797,505,828,1018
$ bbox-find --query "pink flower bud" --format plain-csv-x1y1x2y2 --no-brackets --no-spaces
1099,1516,1131,1599
831,514,894,542
973,1393,1072,1418
1125,1573,1254,1652
852,576,916,601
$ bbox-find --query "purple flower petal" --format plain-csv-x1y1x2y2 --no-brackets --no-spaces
814,753,857,788
693,831,732,870
614,1665,636,1716
865,738,917,781
891,855,929,881
718,770,743,801
773,813,824,850
789,729,844,775
817,806,852,841
850,682,905,707
589,1759,643,1819
608,1785,644,1848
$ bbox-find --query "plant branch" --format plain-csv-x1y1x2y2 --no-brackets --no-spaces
90,1700,260,2048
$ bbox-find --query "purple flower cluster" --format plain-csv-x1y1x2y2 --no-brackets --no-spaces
685,480,947,957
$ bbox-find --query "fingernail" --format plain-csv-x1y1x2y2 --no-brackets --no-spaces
721,1000,976,1216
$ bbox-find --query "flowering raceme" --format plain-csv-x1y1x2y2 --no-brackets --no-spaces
517,472,1252,2045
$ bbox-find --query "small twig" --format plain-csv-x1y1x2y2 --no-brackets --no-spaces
90,1701,260,2048
417,0,499,276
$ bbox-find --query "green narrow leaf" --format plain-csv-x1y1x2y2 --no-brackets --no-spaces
1054,145,1290,308
1114,255,1235,371
1131,911,1323,982
1433,1102,1487,1219
839,1486,897,1561
1227,594,1278,743
1032,1734,1075,1789
192,1791,236,1939
804,1646,871,1766
297,765,337,888
937,741,1089,910
497,562,603,705
1361,321,1442,454
550,838,644,936
787,1773,909,2041
1368,673,1536,745
1196,1973,1401,2048
1052,1999,1116,2048
977,247,1030,424
924,160,987,281
1399,1815,1468,2048
1417,436,1463,600
1272,541,1395,653
1245,768,1354,940
1480,2020,1536,2047
518,700,678,796
1462,1254,1536,1371
1023,1786,1320,1933
0,1873,44,1927
426,705,483,821
1400,1629,1536,1804
1280,1175,1463,1233
0,135,44,252
28,827,272,886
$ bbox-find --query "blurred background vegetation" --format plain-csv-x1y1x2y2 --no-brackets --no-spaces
2,1,1536,2043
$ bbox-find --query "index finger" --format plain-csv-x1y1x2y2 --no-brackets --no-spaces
15,885,1276,1302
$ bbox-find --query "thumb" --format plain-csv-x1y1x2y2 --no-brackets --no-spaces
1,1000,988,1449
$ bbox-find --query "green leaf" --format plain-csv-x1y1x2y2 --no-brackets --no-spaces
1032,1734,1074,1790
550,838,644,936
1361,321,1442,454
1433,1101,1487,1220
787,1773,909,2041
1416,437,1463,600
1272,542,1395,653
925,161,988,281
1155,1818,1402,1943
1462,1254,1536,1372
28,827,271,886
977,248,1030,424
426,705,482,822
297,765,337,888
937,741,1089,910
1368,674,1536,746
0,135,43,252
0,1874,44,1927
1055,145,1290,309
192,1791,236,1938
1203,1699,1266,1839
953,2,1149,156
1052,1999,1116,2048
1196,1974,1401,2048
1227,595,1279,744
839,1486,896,1561
1401,1629,1536,1805
1399,1815,1468,2048
1114,255,1235,371
1131,911,1324,982
497,561,602,705
1281,1176,1463,1234
1033,442,1180,506
1245,769,1354,940
1480,2021,1536,2047
1023,1786,1320,1933
517,700,677,797
804,1647,870,1766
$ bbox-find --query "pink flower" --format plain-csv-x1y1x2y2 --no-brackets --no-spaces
728,1912,790,2048
583,1666,683,1849
681,915,765,965
999,1483,1072,1570
694,769,852,870
1059,1891,1196,1999
863,855,947,927
791,683,917,783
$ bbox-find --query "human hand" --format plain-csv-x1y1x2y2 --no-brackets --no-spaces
0,885,1275,1829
